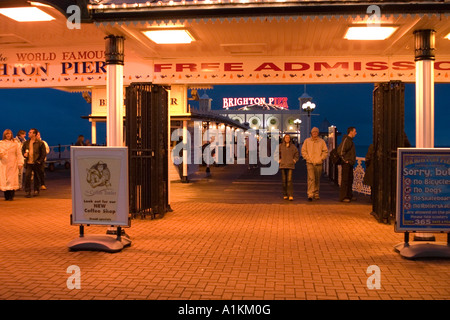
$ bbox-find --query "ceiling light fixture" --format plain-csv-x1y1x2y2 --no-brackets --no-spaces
0,7,55,22
445,33,450,40
142,29,195,44
344,26,397,40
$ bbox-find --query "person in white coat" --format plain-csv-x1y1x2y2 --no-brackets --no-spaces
0,129,24,200
301,127,328,201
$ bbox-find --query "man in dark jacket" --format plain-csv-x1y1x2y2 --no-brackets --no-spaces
337,127,357,202
22,128,47,197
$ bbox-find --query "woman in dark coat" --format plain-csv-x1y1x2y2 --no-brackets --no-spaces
278,135,299,201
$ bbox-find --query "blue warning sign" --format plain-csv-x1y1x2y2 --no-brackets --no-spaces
396,148,450,232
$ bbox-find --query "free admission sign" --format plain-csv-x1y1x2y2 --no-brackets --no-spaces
396,148,450,232
71,147,129,226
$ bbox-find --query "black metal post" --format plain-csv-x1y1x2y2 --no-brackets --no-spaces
105,35,125,66
116,226,122,241
404,231,409,247
414,29,435,62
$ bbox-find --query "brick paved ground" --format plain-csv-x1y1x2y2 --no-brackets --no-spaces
0,161,449,301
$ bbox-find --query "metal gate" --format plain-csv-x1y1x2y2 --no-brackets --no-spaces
126,83,169,219
372,81,410,224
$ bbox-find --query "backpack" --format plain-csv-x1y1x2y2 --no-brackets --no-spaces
330,148,342,165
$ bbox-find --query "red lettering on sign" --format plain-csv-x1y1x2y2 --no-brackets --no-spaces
254,62,282,72
201,63,220,72
392,61,415,70
176,63,197,72
366,61,388,71
435,61,450,70
154,64,172,72
314,62,349,71
284,62,310,71
224,63,243,72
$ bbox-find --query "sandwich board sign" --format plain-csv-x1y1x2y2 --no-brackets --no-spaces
71,147,129,226
68,146,130,252
395,148,450,258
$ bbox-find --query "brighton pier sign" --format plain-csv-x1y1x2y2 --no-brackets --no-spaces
222,96,289,109
1,48,450,88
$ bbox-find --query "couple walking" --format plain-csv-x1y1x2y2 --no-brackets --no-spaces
278,127,328,201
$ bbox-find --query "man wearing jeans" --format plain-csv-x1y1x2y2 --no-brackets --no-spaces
22,129,47,198
337,127,357,202
301,127,328,201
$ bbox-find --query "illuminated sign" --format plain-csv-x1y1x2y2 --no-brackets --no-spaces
223,97,288,109
1,48,450,88
396,148,450,232
152,58,450,84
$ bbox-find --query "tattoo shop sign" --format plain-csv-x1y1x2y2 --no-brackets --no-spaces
71,147,129,226
396,148,450,232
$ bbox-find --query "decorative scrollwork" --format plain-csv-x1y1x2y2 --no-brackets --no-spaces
333,157,371,195
353,157,371,195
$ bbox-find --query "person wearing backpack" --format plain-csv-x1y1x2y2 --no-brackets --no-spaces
337,127,357,202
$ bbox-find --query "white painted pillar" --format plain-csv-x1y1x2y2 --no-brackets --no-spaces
182,120,189,182
167,88,172,209
414,29,435,148
106,64,124,146
415,61,434,148
105,35,125,147
104,36,125,236
414,29,436,242
91,120,97,145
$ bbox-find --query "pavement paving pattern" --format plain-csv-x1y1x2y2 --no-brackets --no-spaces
0,162,449,300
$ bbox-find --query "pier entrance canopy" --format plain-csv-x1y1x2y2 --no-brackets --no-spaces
0,1,449,89
1,0,449,219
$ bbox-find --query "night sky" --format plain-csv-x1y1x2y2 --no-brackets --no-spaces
0,83,449,153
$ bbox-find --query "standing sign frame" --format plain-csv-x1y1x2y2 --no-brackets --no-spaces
395,148,450,259
68,146,131,253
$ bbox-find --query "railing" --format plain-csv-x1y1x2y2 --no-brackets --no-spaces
325,156,371,196
47,144,71,161
352,157,371,195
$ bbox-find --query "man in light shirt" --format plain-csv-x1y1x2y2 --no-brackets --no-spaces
301,127,328,201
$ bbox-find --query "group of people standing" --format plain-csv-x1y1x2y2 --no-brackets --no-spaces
2,126,359,202
75,134,91,146
278,126,357,202
0,128,48,201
